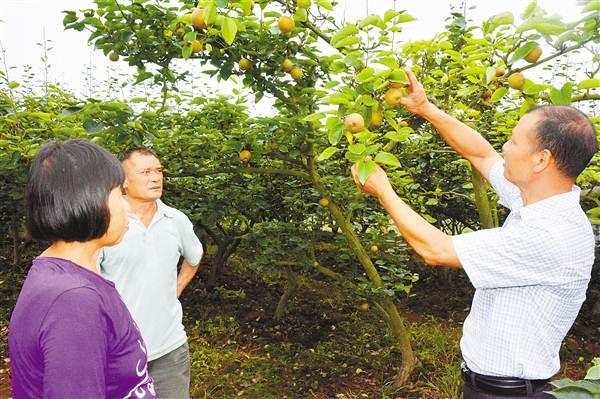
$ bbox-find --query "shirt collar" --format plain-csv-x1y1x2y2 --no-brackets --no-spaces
155,199,177,218
126,198,176,222
516,186,581,220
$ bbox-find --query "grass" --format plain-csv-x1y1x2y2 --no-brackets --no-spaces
179,267,467,399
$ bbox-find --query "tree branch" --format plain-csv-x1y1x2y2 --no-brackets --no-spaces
172,167,311,180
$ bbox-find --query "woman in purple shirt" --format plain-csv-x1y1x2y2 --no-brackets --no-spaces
8,140,156,398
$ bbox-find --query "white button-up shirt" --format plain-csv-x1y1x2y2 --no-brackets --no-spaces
99,199,203,361
452,160,595,379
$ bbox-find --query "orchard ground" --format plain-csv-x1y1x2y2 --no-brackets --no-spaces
1,243,598,399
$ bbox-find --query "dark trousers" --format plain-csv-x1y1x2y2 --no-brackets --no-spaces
463,380,554,399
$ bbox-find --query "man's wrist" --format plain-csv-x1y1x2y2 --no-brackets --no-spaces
419,102,439,120
377,185,398,206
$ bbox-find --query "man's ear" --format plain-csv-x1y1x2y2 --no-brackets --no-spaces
533,148,552,173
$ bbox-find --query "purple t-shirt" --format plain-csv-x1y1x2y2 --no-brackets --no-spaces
8,257,156,399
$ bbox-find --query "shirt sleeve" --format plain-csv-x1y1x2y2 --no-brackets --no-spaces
488,159,522,210
452,222,566,289
178,216,203,267
40,288,108,398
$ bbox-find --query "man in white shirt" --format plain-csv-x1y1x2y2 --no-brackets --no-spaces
99,148,204,399
351,69,596,398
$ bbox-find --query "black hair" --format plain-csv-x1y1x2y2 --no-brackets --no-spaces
528,105,597,179
25,140,125,242
119,147,158,163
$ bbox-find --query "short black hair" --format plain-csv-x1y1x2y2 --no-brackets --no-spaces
25,140,125,242
529,105,597,179
119,147,158,163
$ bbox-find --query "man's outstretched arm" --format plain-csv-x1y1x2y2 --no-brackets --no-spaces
399,68,501,180
351,164,461,268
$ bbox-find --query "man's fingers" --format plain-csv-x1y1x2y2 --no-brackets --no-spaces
350,163,363,189
404,67,416,86
404,67,420,94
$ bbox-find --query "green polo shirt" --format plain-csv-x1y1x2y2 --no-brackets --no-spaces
99,199,203,361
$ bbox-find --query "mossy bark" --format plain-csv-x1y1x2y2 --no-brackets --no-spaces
307,159,416,386
471,166,497,229
275,269,299,320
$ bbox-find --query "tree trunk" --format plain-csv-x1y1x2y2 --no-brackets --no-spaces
207,244,226,288
274,269,298,320
207,239,241,288
307,158,416,385
471,166,497,229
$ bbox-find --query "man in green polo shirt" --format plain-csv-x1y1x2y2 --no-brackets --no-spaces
99,148,204,399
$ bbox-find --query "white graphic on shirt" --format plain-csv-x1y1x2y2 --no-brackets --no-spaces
123,340,155,398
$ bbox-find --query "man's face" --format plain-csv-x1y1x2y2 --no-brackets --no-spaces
122,152,163,202
502,112,542,186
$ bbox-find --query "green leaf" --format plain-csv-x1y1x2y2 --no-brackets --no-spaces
491,11,514,26
304,112,325,123
182,44,193,60
554,31,580,47
61,106,83,117
316,0,334,11
396,13,416,23
348,143,366,154
582,0,600,13
184,31,197,42
491,87,509,102
384,10,398,22
357,159,377,184
326,117,345,145
294,7,308,22
8,81,19,89
316,146,338,161
384,128,411,142
29,112,52,121
356,67,374,83
330,24,359,47
484,67,497,85
386,116,400,132
358,94,376,107
578,79,600,89
522,82,548,95
375,56,399,69
328,125,345,145
358,15,381,29
325,93,351,105
222,17,238,45
204,2,218,25
462,66,485,76
585,364,600,380
522,0,538,19
374,152,400,167
240,0,253,14
334,36,360,49
388,68,408,84
549,82,572,105
516,17,567,35
83,119,103,134
134,72,153,85
508,42,538,65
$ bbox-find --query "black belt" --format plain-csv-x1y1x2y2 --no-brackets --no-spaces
461,364,550,396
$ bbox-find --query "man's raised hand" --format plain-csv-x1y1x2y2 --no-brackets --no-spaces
398,68,432,116
351,163,394,200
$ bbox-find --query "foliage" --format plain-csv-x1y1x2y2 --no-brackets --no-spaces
550,358,600,398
